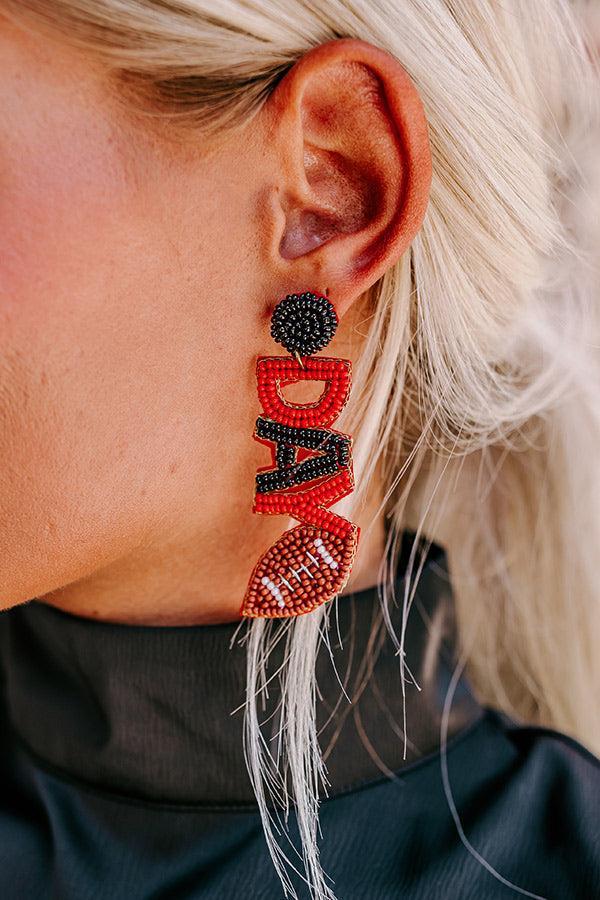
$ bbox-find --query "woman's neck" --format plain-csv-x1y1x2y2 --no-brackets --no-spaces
37,476,387,626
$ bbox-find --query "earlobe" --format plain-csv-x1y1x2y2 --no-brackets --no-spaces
269,38,431,310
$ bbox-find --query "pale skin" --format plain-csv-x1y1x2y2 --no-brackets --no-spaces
0,15,431,624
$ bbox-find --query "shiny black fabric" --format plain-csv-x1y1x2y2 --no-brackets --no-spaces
0,534,599,899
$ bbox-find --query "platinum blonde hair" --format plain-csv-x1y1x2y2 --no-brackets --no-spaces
7,1,600,897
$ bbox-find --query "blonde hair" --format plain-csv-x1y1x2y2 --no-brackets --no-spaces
7,1,600,897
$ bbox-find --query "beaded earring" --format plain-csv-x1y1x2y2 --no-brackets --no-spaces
241,290,360,618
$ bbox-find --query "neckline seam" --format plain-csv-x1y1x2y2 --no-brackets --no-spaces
7,706,487,814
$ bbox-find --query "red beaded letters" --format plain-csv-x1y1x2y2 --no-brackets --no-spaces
241,355,360,618
256,356,351,428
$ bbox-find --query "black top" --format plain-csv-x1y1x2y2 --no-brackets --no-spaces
0,534,598,899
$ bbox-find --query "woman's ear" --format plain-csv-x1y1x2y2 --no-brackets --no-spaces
263,37,431,317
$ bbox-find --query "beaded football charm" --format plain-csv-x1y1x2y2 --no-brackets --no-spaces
241,291,360,619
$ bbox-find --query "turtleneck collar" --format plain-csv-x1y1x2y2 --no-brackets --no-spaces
0,532,482,807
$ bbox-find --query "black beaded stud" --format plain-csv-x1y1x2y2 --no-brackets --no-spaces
270,291,338,357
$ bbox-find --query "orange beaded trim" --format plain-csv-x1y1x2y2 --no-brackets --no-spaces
241,354,360,618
